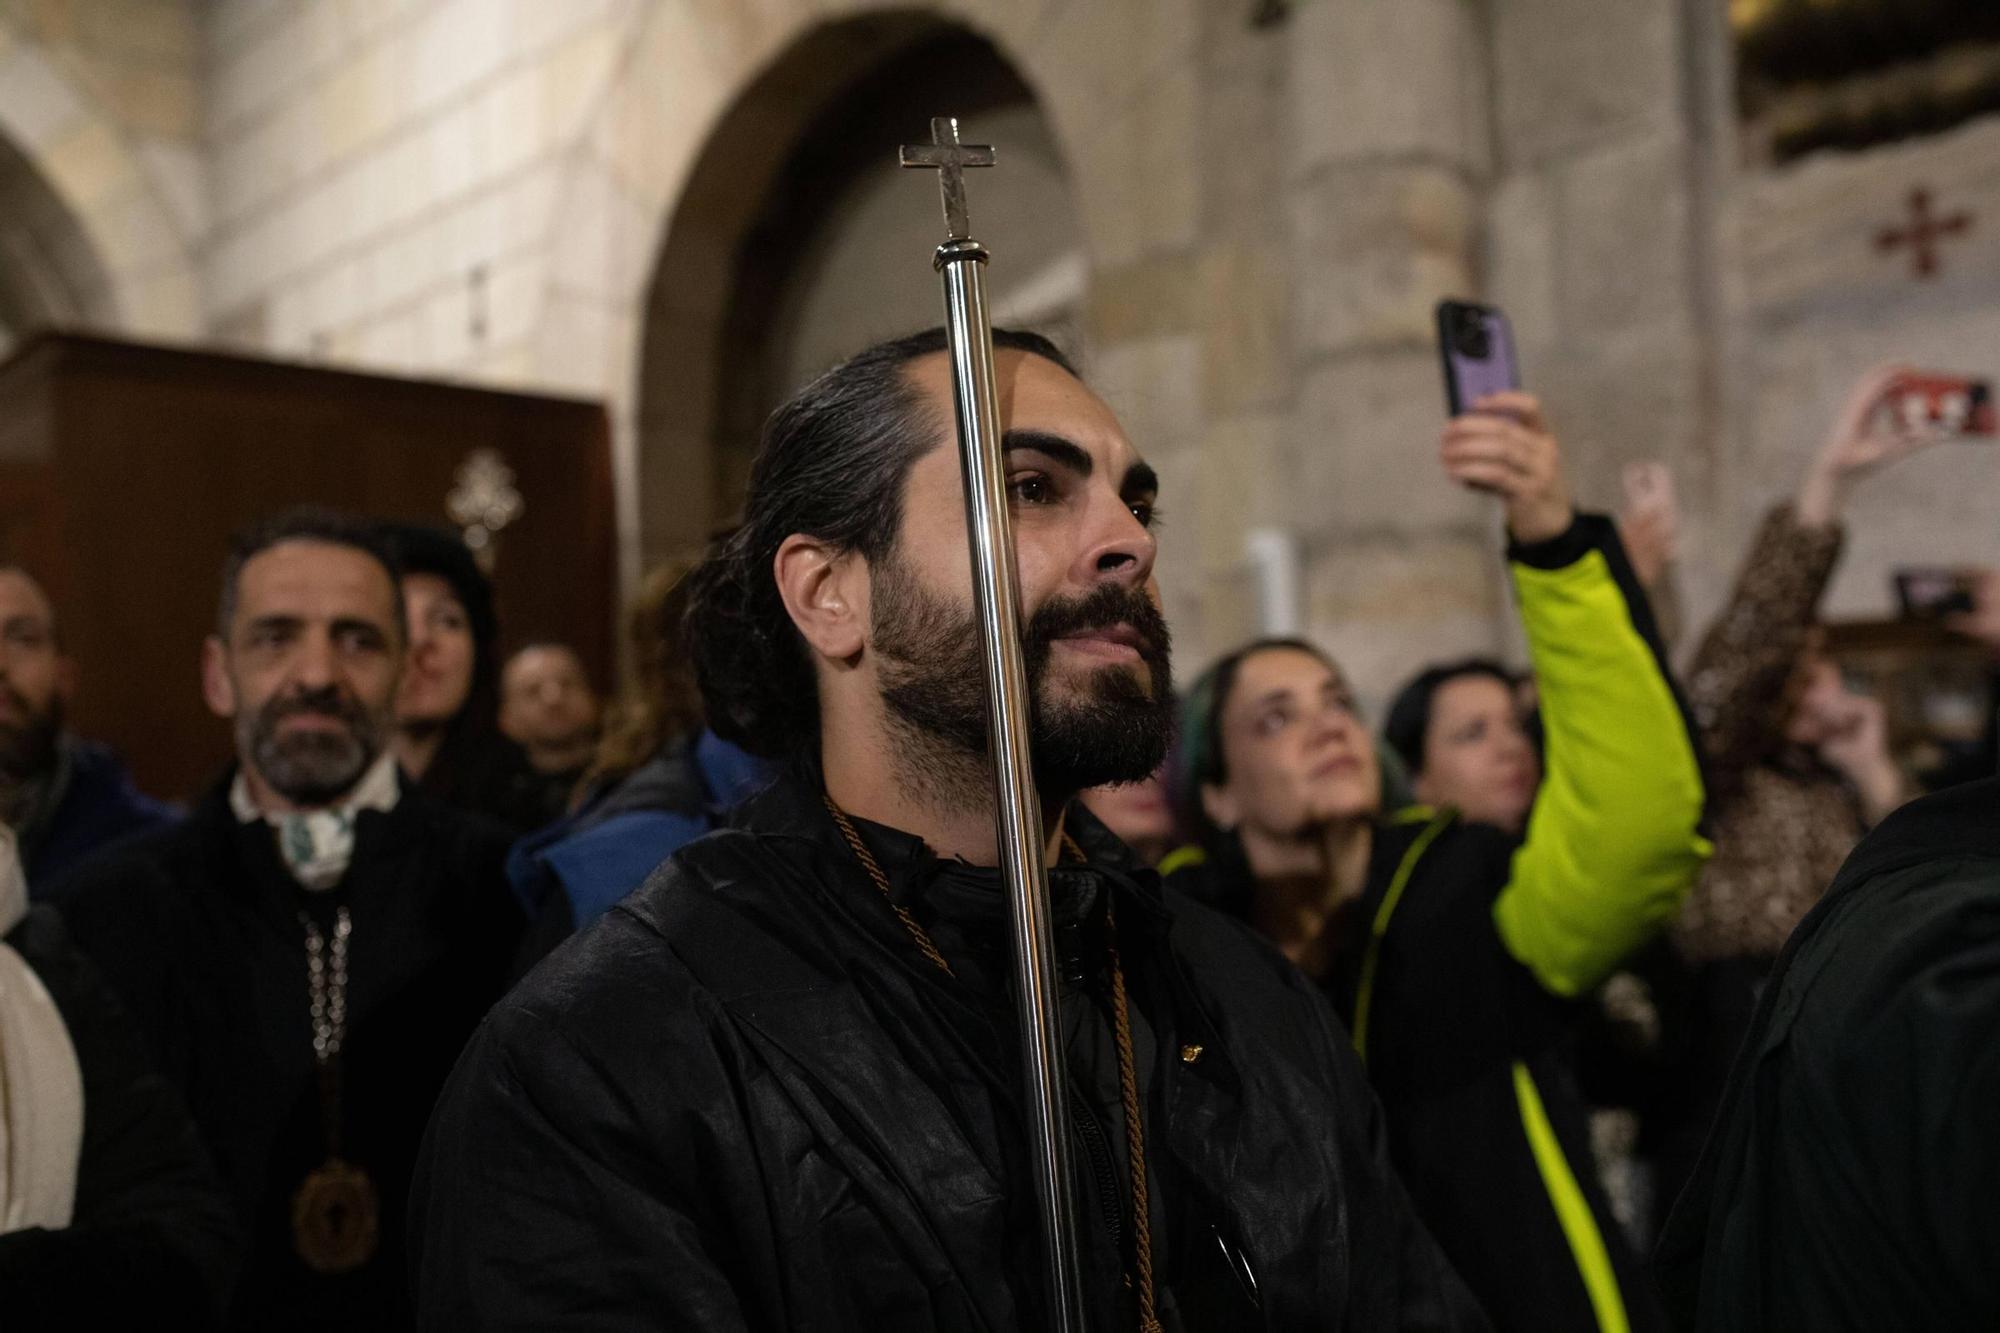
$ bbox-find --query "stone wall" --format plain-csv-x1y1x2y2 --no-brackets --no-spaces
3,0,1993,703
0,0,204,336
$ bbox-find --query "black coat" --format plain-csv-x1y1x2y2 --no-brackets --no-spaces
52,773,524,1332
1659,776,2000,1330
0,905,238,1330
411,772,1488,1331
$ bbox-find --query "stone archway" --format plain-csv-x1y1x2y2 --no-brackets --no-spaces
0,20,202,342
630,14,1085,571
0,126,114,356
537,0,1200,595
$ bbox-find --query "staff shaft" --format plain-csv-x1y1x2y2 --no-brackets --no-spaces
933,236,1088,1333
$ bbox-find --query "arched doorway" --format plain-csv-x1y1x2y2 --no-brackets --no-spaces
632,12,1086,571
0,128,114,359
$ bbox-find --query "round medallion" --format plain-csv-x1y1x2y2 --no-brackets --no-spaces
292,1157,380,1274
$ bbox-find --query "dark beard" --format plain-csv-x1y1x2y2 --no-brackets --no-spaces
0,685,61,788
241,683,387,807
871,552,1175,801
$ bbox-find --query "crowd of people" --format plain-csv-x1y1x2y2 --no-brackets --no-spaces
0,325,1995,1331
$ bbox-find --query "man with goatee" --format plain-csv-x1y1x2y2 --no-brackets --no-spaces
413,330,1487,1331
57,509,525,1332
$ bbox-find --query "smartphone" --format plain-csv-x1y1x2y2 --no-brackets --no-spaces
1893,567,1977,619
1436,300,1521,415
1889,372,1996,438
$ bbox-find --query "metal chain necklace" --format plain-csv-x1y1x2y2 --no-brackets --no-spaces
823,795,1163,1333
292,906,380,1274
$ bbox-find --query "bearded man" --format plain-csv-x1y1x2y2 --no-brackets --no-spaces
412,330,1486,1331
0,564,176,889
55,509,526,1332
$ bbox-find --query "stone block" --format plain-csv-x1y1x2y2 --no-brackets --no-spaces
1290,348,1486,540
1290,0,1488,176
1291,162,1476,358
1091,332,1204,458
1200,242,1289,415
319,44,401,162
136,139,207,242
1085,252,1203,345
87,185,180,271
1484,169,1558,356
1553,133,1694,342
211,13,301,133
1529,333,1706,512
42,117,138,208
483,250,546,348
1194,411,1286,576
1301,533,1505,715
1491,0,1678,166
0,45,82,148
122,266,201,338
544,20,618,142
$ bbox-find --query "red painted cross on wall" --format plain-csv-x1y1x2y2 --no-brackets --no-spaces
1875,187,1973,279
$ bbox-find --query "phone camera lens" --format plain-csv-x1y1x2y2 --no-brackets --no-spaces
1453,312,1490,359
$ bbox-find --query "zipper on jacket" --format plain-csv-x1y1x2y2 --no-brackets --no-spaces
1068,1074,1126,1254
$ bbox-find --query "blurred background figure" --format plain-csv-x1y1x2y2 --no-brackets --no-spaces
1166,392,1708,1333
1634,366,1939,1216
0,566,175,893
497,642,603,815
53,509,525,1333
1076,761,1178,866
0,820,238,1330
1382,659,1541,836
378,524,545,834
508,560,769,950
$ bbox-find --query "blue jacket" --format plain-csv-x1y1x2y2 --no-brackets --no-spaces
507,731,772,933
24,738,179,895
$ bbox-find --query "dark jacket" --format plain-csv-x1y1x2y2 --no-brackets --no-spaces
0,905,238,1330
20,736,178,893
52,772,524,1332
1659,776,2000,1330
1166,515,1710,1332
411,771,1489,1331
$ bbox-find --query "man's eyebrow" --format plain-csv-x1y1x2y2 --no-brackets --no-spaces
1123,460,1159,498
1002,430,1092,478
1003,430,1159,499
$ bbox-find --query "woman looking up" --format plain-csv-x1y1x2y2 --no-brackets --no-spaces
1164,391,1709,1333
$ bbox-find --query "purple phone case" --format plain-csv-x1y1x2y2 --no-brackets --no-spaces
1438,303,1521,414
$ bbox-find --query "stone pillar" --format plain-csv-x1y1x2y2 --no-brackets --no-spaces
1485,0,1723,629
1282,0,1498,711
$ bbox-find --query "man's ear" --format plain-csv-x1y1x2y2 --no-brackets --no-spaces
774,535,866,664
54,654,78,702
201,636,238,719
1199,782,1238,833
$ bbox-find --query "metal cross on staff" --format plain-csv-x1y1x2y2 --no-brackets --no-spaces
899,116,995,242
901,116,1088,1333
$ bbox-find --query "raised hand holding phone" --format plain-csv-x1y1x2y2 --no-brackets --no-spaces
1440,391,1575,544
1797,362,1957,527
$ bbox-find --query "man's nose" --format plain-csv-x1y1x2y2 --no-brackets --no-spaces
292,632,339,687
1078,499,1157,588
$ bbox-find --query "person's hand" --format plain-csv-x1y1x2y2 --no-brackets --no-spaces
1796,363,1947,527
1816,692,1906,821
1441,391,1574,545
1617,461,1680,589
1945,567,2000,659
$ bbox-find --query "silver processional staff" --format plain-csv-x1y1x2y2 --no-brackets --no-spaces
900,116,1089,1333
